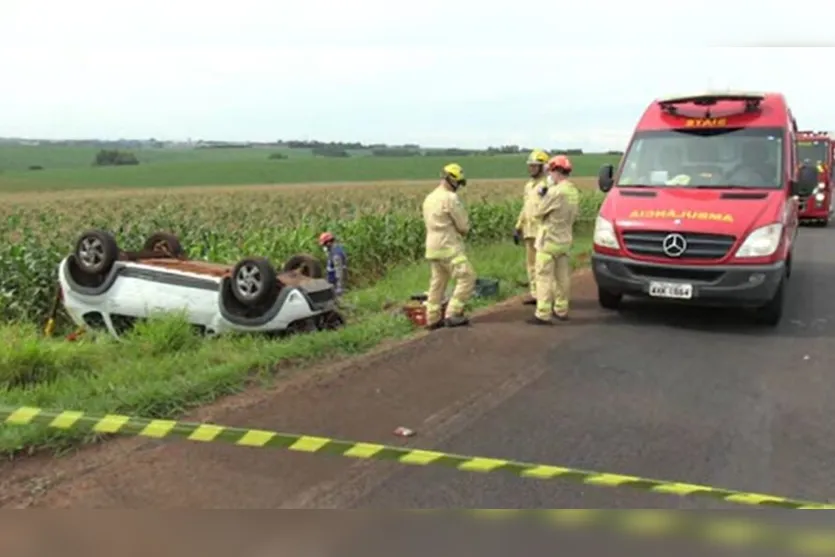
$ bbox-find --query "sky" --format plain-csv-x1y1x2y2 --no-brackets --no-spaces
0,0,833,151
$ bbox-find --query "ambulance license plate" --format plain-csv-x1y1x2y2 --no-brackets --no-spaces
648,281,693,299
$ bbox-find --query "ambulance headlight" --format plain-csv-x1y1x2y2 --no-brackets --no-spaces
593,216,620,249
815,192,825,202
735,223,783,258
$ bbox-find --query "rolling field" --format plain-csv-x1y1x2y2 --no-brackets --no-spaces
0,144,372,172
0,146,609,327
0,147,619,191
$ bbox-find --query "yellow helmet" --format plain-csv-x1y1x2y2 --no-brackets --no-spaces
526,149,549,165
442,163,466,187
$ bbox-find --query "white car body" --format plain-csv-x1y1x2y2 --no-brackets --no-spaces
58,255,339,338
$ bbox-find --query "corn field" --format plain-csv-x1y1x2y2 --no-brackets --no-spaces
0,180,604,326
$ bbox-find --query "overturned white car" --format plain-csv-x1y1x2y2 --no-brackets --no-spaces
58,229,344,338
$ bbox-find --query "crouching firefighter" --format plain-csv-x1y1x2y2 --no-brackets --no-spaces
514,149,550,305
319,231,348,296
529,155,579,325
422,163,476,329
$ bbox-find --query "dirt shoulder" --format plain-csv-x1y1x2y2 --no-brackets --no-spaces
0,271,598,508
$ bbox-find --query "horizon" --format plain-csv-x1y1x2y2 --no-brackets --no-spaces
0,137,620,152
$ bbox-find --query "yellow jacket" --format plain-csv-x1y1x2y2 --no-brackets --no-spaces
423,185,469,259
515,176,549,239
532,179,580,255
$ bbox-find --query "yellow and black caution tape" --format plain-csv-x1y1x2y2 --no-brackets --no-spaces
2,405,834,510
446,510,835,556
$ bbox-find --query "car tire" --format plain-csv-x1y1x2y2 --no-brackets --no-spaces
143,232,186,257
319,311,345,330
597,287,622,310
74,229,119,277
282,253,324,278
230,257,278,307
753,277,784,326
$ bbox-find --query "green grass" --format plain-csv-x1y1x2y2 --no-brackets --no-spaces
0,152,620,192
0,236,591,456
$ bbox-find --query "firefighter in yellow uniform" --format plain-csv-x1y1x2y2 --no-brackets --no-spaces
422,163,476,329
529,155,580,325
514,149,550,305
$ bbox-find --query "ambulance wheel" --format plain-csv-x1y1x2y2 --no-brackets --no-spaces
753,278,784,326
282,253,324,278
597,287,622,310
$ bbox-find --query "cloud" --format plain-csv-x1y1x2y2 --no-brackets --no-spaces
0,0,833,150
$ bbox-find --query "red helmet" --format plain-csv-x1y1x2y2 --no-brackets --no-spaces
318,232,335,246
547,155,572,173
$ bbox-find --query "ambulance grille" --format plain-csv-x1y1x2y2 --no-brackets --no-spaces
622,231,736,260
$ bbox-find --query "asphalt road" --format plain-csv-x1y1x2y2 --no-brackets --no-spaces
353,225,835,509
4,226,835,514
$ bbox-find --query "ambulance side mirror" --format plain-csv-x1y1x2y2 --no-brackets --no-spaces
793,164,817,196
598,164,614,193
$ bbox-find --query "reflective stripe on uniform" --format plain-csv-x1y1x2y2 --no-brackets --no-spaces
451,254,468,265
447,299,465,314
562,186,579,205
535,251,551,263
540,242,570,256
426,248,456,259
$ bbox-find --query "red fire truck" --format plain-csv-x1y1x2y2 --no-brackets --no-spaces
795,130,833,226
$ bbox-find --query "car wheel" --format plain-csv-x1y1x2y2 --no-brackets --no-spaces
231,257,278,307
282,253,324,278
597,287,622,310
319,311,345,330
74,229,119,276
753,277,784,326
143,232,186,257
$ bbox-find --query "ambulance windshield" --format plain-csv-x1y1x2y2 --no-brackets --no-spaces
796,140,828,165
617,127,783,189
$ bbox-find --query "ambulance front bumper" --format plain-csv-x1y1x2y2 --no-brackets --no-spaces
591,254,785,306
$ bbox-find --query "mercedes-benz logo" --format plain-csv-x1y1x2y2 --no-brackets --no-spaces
662,233,687,257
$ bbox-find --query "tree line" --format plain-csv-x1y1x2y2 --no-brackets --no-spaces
25,143,623,171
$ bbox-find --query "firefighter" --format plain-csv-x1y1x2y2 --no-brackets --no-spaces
514,149,550,305
422,163,475,329
318,231,348,296
528,155,580,325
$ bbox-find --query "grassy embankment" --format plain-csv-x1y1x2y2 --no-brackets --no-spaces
0,153,607,455
0,238,593,456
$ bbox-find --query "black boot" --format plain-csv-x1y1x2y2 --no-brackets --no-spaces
527,316,552,326
445,315,470,327
425,320,445,331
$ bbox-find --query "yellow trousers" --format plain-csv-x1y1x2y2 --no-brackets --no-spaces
534,251,571,320
426,254,476,325
523,237,537,298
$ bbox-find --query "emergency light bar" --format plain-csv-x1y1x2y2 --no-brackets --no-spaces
658,91,765,116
